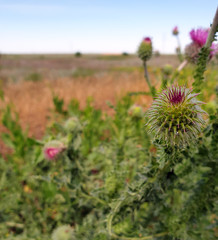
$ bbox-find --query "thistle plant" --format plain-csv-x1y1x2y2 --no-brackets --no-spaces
137,37,156,98
146,86,207,147
137,37,152,61
185,28,218,64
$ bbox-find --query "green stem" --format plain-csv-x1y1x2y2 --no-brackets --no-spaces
143,61,155,98
205,7,218,49
107,200,168,240
80,191,107,206
193,7,218,93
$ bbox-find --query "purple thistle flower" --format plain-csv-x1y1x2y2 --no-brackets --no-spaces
145,86,207,147
185,28,218,62
190,28,209,47
143,37,151,44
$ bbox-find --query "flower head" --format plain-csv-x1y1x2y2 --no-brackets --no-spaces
185,28,218,63
137,37,152,61
190,28,208,47
44,140,65,160
172,26,179,35
143,37,152,44
146,86,207,147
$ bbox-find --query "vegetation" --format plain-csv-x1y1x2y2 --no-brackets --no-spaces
0,8,217,240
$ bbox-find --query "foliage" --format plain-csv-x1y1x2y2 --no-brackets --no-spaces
0,17,218,239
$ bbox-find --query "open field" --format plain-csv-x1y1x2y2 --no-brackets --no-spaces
1,54,218,156
0,54,180,139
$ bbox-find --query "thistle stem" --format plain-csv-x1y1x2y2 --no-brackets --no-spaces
177,59,188,72
143,61,155,98
205,7,218,49
193,7,218,93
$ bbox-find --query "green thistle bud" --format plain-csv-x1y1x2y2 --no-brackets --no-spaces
162,64,173,76
64,117,81,132
137,37,152,61
52,225,75,240
146,86,207,147
128,104,144,118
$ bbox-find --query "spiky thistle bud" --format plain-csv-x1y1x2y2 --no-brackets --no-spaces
51,225,75,240
64,116,81,132
137,37,152,61
128,104,144,118
146,86,207,147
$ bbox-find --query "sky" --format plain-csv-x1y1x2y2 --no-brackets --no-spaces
0,0,217,54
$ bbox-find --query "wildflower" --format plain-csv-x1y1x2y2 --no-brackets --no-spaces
137,37,152,61
172,26,179,36
190,28,208,47
185,28,218,63
52,225,74,240
146,85,207,147
44,140,65,160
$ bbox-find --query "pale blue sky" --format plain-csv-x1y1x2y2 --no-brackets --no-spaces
0,0,217,54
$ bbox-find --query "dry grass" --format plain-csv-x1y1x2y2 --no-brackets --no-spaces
1,71,154,142
0,54,172,156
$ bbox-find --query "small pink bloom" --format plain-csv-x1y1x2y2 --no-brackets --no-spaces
172,26,179,35
44,147,63,160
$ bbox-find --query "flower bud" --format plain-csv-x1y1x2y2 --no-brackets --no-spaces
128,104,144,118
64,116,81,132
43,140,66,160
52,225,74,240
137,37,152,61
162,64,173,76
146,86,207,147
172,26,179,36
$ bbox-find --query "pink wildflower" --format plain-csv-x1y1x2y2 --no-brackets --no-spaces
190,28,209,47
186,28,218,61
43,140,65,160
44,147,62,160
